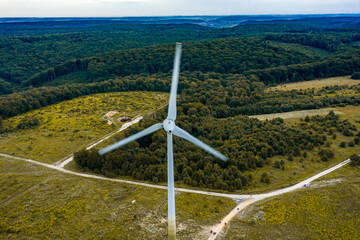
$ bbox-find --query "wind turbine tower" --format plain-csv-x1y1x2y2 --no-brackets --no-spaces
99,42,228,240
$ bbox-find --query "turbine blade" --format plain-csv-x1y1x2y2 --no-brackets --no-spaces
99,123,163,155
173,126,228,161
167,42,182,121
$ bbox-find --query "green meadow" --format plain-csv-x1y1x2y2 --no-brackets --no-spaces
0,91,168,163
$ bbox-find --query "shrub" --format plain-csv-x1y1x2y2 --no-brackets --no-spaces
261,172,271,184
319,148,335,159
350,154,360,166
339,142,347,148
351,72,360,79
274,161,281,169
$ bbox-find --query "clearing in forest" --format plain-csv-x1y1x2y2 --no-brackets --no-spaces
267,76,360,91
249,108,344,121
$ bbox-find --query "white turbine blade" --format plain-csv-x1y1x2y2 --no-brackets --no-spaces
173,126,228,161
98,123,163,155
167,42,182,121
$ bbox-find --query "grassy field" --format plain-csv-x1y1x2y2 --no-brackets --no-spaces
221,164,360,240
267,76,360,91
241,111,360,194
0,91,168,164
0,156,235,240
250,108,344,121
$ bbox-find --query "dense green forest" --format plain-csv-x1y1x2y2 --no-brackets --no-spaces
0,22,319,86
75,111,359,191
22,37,317,87
1,71,360,119
265,33,360,52
1,16,360,92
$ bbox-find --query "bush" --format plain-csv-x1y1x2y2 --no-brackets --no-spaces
321,155,329,162
339,142,347,148
350,154,360,166
274,161,281,169
351,72,360,79
261,172,271,184
348,141,355,147
16,117,40,129
319,148,335,159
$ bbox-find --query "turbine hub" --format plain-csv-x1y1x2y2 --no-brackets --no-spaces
163,119,175,133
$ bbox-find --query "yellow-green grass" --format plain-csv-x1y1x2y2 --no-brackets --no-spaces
0,91,168,164
0,156,235,240
337,105,360,115
266,75,360,91
250,108,344,121
222,165,360,240
240,113,360,194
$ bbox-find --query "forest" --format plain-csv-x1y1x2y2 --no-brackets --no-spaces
1,71,360,119
74,111,359,191
1,15,360,92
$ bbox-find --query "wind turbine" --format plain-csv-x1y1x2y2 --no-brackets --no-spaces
99,42,228,240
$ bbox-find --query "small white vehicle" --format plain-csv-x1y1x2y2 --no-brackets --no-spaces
304,183,310,187
236,198,243,203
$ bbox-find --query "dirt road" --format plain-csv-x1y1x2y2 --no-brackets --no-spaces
207,159,351,240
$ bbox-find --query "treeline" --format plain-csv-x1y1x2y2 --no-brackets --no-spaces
245,55,360,84
178,74,360,118
0,78,12,94
75,111,356,191
265,33,360,52
0,73,170,119
23,38,315,87
2,71,360,119
23,59,90,87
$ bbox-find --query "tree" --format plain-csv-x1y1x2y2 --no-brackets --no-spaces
351,72,360,79
260,172,270,184
350,154,360,166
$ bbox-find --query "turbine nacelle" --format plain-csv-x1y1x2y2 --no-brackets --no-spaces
163,119,175,133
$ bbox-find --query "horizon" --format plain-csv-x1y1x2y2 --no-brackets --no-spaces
1,0,360,18
0,13,359,22
1,13,360,18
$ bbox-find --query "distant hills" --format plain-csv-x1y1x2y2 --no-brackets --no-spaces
1,14,360,28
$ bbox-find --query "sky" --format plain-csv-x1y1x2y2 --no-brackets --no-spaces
0,0,360,17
